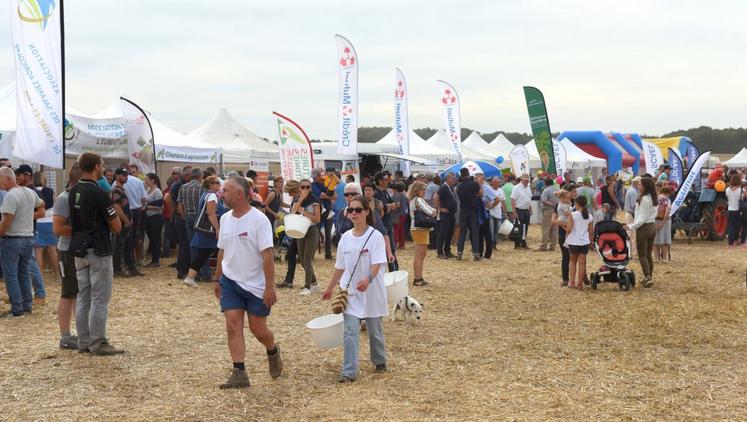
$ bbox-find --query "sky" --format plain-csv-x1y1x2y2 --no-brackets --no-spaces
2,0,746,141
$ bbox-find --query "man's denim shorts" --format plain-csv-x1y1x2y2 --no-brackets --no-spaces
219,275,270,317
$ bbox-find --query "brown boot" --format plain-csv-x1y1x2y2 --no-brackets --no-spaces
268,345,283,379
219,369,250,389
91,342,125,356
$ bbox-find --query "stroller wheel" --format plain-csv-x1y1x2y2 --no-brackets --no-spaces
628,271,636,287
619,272,632,291
590,273,598,289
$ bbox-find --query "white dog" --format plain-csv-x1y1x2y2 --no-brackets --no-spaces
391,296,424,324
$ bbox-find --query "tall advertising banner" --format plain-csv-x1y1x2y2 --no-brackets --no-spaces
273,111,314,182
670,151,711,217
120,97,156,174
641,140,663,175
436,80,463,160
685,141,700,188
509,144,530,177
523,87,555,174
668,147,683,187
553,140,567,177
394,68,410,176
10,0,64,168
336,34,358,156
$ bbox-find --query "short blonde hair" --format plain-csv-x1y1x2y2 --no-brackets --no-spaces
284,179,300,194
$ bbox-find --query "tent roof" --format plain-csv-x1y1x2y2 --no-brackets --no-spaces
462,131,500,157
723,147,747,167
426,129,493,161
525,138,606,169
376,129,452,157
489,133,515,157
189,108,276,152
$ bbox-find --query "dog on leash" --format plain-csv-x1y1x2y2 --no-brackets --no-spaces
391,296,424,324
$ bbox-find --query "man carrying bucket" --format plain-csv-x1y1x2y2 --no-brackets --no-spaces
213,176,282,389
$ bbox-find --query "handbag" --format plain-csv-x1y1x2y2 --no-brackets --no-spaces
194,193,217,235
331,229,375,314
508,219,521,241
413,199,437,229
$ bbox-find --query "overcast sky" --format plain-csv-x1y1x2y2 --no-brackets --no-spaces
2,0,746,141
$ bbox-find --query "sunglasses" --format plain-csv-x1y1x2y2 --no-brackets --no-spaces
347,207,365,214
300,185,311,190
344,192,357,197
210,181,220,185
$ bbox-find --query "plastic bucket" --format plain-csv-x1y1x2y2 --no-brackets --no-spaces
499,219,514,237
285,214,312,239
384,270,409,304
306,314,344,349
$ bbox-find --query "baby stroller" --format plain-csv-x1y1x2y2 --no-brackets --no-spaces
274,225,291,262
589,220,636,291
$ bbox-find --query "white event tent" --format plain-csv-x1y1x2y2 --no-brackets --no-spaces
723,147,747,167
489,133,515,158
525,138,605,169
462,131,501,158
188,108,278,163
375,129,455,164
427,129,494,161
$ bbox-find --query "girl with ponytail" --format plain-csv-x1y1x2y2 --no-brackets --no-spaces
564,195,593,289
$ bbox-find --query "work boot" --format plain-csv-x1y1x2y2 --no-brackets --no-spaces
219,369,251,389
91,342,125,356
267,345,283,379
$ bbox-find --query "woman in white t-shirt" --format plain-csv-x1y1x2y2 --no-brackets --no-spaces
564,195,593,290
323,195,388,383
725,174,744,246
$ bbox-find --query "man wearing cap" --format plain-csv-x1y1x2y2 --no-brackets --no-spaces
111,168,143,278
510,173,533,250
0,167,45,318
538,177,559,251
13,164,48,305
624,176,641,258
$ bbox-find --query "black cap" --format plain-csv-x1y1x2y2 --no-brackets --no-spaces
14,164,33,176
114,168,129,176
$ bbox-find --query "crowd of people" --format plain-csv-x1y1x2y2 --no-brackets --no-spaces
1,150,745,387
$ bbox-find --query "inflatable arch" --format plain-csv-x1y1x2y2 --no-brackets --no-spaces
556,131,635,174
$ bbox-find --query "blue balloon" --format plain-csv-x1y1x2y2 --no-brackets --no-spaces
495,156,504,164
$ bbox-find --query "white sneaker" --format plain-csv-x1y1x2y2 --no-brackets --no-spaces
310,283,319,292
299,288,311,296
183,277,198,288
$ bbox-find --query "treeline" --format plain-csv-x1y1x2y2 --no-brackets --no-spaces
315,126,745,154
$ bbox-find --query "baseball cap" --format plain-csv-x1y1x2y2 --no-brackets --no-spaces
14,164,33,176
114,168,129,176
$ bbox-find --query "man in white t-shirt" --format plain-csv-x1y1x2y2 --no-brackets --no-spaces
486,177,506,246
213,176,282,389
510,173,533,249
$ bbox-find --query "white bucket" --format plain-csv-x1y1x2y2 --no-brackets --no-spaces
306,314,344,349
384,270,409,304
499,219,514,237
284,214,312,239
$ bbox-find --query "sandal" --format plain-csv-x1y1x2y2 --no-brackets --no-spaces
413,278,429,287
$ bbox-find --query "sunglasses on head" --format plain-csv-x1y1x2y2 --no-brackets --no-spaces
300,185,311,190
347,207,365,214
344,192,357,197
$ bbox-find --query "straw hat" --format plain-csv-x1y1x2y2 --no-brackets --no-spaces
520,173,530,181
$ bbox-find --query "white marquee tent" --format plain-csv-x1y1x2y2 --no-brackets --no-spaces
489,133,515,158
525,138,606,169
376,129,454,164
462,131,501,158
723,147,747,167
427,129,494,161
188,108,278,163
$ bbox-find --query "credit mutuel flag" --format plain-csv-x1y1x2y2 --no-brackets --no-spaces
394,68,410,176
120,97,156,174
436,80,463,160
10,0,64,168
273,111,314,182
336,34,358,155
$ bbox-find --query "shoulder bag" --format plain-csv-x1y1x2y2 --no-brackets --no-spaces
331,229,376,314
413,199,437,229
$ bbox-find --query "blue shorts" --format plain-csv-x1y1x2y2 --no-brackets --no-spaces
34,222,58,247
219,275,270,317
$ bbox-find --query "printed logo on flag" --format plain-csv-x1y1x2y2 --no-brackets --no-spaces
441,89,457,105
342,105,353,117
395,81,405,99
339,47,356,67
17,0,57,29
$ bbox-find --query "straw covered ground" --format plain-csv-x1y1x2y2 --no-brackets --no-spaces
1,228,746,421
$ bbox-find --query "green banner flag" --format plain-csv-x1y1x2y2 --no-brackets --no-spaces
523,86,556,174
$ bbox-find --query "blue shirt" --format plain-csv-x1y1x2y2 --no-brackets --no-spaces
97,177,112,193
334,182,347,212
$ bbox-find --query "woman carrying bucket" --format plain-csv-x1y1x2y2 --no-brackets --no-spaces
288,179,321,296
322,195,388,383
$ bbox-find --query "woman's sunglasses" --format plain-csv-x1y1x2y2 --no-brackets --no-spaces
300,185,311,190
344,192,357,197
347,207,365,214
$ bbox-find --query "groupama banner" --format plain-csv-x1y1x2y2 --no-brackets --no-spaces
120,97,156,174
336,34,358,155
273,111,314,182
10,0,64,168
436,80,463,160
523,87,555,174
394,68,410,176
